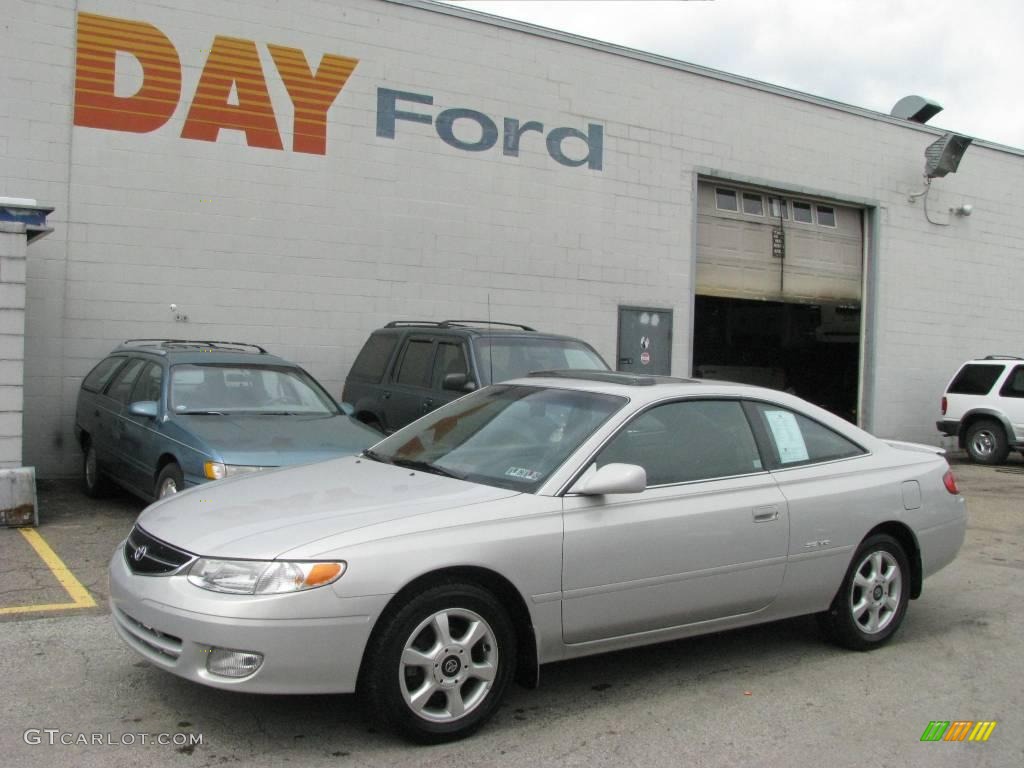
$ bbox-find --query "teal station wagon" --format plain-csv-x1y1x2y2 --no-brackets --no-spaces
75,340,380,501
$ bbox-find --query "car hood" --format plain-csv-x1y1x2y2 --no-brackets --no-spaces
136,456,519,559
174,413,379,465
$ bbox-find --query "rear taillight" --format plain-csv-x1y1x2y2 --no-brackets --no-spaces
941,396,947,415
943,469,960,495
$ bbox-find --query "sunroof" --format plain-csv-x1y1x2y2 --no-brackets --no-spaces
527,370,694,386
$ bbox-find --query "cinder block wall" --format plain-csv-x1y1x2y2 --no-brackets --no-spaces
2,0,1023,476
0,225,27,468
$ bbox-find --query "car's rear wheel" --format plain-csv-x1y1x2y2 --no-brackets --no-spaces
82,441,112,498
819,534,910,651
965,419,1009,464
155,463,184,499
361,582,515,743
357,412,385,434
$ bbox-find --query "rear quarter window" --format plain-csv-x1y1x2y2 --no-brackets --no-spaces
750,403,865,468
948,364,1005,395
999,365,1024,398
348,333,399,383
81,357,127,393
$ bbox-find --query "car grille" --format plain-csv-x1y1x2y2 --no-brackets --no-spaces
124,526,194,575
113,606,183,662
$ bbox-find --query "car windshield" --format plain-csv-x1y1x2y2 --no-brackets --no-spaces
170,364,337,415
473,338,608,385
366,385,625,492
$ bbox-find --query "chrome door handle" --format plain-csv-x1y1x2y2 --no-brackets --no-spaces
753,505,779,523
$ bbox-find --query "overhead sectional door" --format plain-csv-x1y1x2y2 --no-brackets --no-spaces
695,181,863,303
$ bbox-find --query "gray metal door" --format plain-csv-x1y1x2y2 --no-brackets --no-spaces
617,307,672,375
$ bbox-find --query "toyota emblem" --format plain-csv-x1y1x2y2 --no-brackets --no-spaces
133,544,148,562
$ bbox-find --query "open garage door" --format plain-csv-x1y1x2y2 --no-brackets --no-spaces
694,180,863,422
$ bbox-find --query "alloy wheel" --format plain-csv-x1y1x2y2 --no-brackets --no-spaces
849,550,902,634
970,429,997,459
158,477,179,498
398,608,499,723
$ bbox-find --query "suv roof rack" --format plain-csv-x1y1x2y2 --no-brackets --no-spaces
121,339,268,354
383,320,536,331
982,355,1023,360
527,370,692,386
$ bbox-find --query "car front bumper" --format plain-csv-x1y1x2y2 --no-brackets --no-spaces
109,546,390,694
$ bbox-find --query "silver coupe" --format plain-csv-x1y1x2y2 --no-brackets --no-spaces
110,371,966,742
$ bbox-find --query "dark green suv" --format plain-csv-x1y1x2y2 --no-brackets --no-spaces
342,321,609,433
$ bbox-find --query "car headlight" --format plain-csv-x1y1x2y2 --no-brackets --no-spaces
187,558,346,595
203,462,275,480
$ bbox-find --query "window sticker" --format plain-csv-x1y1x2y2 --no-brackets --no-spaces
764,410,809,464
505,467,543,482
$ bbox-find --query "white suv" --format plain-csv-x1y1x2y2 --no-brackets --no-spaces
937,356,1024,464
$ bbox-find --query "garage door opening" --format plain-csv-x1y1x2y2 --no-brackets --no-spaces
693,295,861,422
694,179,865,423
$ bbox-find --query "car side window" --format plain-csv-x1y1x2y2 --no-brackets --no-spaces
105,358,147,404
999,365,1024,398
81,356,127,393
595,400,763,486
432,342,469,388
750,403,865,468
130,362,163,404
349,332,399,383
395,339,434,387
948,364,1004,395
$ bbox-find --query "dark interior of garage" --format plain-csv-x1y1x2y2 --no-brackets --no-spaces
692,295,860,422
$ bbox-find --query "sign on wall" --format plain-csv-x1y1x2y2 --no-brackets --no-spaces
72,12,604,169
73,12,358,155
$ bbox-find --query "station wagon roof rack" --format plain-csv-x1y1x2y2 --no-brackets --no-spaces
121,339,268,354
528,370,693,386
384,320,536,331
982,355,1023,360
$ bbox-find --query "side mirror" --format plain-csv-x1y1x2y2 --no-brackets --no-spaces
570,463,647,495
443,373,477,392
339,402,355,416
128,401,158,419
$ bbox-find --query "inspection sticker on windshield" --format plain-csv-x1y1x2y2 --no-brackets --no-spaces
505,467,543,482
764,410,809,464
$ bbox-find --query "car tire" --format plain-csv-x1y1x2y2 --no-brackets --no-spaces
82,441,112,498
818,534,910,651
360,582,516,744
155,463,185,499
964,419,1009,465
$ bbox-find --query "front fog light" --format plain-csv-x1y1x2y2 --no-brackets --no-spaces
206,647,264,678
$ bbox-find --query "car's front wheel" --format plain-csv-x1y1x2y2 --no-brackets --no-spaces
965,419,1009,464
361,582,515,743
155,463,184,499
819,534,910,651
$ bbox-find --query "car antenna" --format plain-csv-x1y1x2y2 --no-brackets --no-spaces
487,292,494,386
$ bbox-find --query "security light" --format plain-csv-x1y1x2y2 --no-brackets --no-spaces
925,133,972,178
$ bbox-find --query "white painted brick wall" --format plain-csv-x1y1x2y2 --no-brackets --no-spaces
0,227,28,468
2,0,1023,476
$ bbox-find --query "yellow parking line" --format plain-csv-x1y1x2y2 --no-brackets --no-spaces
0,529,97,615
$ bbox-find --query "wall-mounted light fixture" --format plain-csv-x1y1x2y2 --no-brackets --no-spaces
907,132,973,225
950,204,973,217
